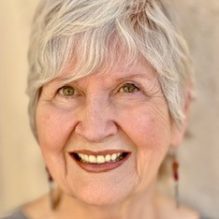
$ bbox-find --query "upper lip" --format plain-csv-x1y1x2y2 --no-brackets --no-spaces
69,149,131,156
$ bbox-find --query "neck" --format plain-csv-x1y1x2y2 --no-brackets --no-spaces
55,185,160,219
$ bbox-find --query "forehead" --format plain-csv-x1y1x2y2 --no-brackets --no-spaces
54,56,158,87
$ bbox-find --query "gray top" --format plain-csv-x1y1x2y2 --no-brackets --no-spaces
0,209,210,219
0,210,27,219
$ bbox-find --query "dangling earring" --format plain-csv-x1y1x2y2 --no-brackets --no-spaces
45,167,58,210
171,152,180,208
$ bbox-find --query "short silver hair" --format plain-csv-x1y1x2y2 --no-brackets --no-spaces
27,0,194,139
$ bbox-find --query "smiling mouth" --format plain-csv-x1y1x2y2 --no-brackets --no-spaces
69,150,131,173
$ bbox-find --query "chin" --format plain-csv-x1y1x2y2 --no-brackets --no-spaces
72,186,133,207
79,194,128,207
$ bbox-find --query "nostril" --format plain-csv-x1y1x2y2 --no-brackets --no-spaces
74,121,118,143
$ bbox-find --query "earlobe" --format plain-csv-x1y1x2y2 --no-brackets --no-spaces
170,122,187,148
170,86,193,147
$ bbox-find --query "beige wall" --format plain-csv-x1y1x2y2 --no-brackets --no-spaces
0,0,47,212
0,0,218,218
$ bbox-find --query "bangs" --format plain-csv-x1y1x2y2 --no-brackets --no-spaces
40,24,141,86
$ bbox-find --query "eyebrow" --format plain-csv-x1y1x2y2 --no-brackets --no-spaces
113,72,154,80
105,71,157,86
49,70,156,90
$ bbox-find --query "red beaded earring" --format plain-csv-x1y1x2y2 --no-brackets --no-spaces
172,153,180,208
45,167,59,210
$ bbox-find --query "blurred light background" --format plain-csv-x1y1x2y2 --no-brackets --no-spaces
0,0,219,218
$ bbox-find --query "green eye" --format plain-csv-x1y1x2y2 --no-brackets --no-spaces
58,86,75,96
119,83,140,93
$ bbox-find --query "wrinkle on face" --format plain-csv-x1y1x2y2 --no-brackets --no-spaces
36,57,175,205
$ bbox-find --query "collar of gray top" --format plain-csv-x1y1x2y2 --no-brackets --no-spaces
0,209,28,219
0,209,211,219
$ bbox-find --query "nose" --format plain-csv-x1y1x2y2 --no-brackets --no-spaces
74,99,118,143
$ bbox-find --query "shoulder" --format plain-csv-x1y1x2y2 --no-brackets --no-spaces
0,210,28,219
156,193,200,219
176,207,200,219
21,194,53,219
1,194,51,219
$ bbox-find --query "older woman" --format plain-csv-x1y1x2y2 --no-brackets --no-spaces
2,0,204,218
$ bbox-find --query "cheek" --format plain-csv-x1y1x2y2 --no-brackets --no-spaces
36,106,76,153
120,102,171,149
119,103,171,183
36,105,78,186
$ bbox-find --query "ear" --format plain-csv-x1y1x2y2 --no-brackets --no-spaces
170,86,194,147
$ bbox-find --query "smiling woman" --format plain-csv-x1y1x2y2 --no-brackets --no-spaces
35,57,174,209
1,0,206,218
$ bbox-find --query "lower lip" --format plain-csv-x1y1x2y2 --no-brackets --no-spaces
70,153,131,173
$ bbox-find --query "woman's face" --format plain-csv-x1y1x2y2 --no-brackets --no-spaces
36,58,180,205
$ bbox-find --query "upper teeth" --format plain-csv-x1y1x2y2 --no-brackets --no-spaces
77,153,122,164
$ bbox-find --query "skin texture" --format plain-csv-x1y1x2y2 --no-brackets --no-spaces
34,58,191,219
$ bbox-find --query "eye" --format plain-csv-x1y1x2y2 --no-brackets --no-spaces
57,85,77,97
118,83,140,94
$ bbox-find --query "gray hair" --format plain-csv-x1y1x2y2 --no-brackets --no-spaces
27,0,194,139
